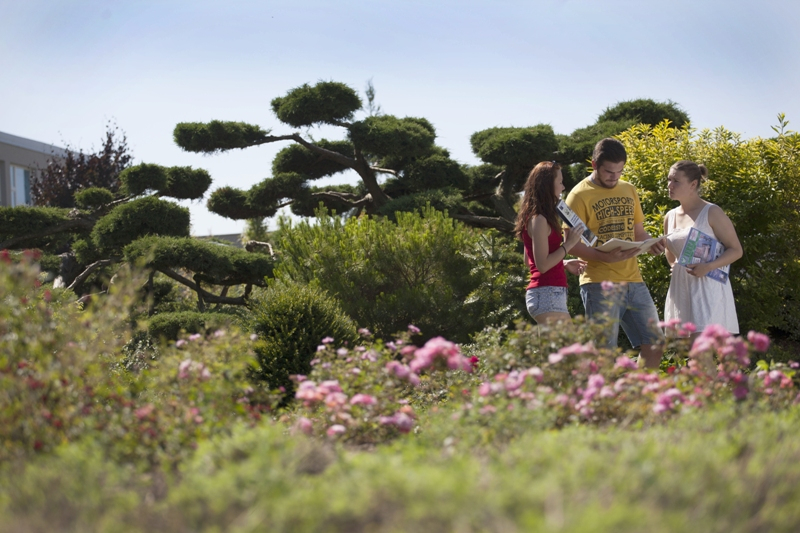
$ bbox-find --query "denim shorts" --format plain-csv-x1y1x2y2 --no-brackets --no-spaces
526,286,569,318
580,282,664,349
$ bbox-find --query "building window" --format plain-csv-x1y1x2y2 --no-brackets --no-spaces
10,165,32,206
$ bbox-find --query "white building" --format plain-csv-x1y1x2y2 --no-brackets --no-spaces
0,131,66,207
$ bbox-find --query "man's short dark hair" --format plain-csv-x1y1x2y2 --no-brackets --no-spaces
592,138,627,167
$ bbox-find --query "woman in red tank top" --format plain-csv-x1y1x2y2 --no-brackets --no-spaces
515,162,586,324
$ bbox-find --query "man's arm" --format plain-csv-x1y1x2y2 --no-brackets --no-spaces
569,241,640,263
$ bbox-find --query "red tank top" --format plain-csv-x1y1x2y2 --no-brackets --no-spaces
523,222,567,289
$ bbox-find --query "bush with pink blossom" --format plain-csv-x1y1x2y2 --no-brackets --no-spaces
0,254,276,470
449,319,798,439
284,325,480,444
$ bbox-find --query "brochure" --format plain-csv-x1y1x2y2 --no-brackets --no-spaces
596,237,664,255
676,227,729,284
556,199,598,247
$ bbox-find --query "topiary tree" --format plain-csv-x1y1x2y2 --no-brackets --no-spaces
447,100,688,232
174,80,519,231
1,128,273,312
174,82,691,237
461,125,560,232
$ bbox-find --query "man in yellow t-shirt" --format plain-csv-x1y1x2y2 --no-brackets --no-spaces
565,138,666,368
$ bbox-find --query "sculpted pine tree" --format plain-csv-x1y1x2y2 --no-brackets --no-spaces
1,157,273,310
174,81,562,233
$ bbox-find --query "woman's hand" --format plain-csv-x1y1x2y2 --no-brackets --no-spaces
563,225,583,252
564,258,587,276
684,262,714,278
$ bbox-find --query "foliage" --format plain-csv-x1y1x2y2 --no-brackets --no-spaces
1,123,241,304
273,206,485,343
160,166,213,200
146,310,235,342
245,279,358,397
348,115,436,158
73,187,114,209
0,206,79,252
119,163,168,196
124,235,273,287
272,140,353,178
271,81,363,127
402,154,470,192
0,254,272,472
176,83,694,235
173,120,271,154
618,118,800,340
206,185,269,219
558,99,690,188
470,125,559,168
90,196,190,256
1,255,799,531
4,406,800,532
460,229,528,330
598,98,689,128
377,185,464,219
175,80,523,231
31,123,132,208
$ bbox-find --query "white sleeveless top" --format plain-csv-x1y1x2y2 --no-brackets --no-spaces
664,203,739,334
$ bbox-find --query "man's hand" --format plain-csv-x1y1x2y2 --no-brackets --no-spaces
603,246,640,263
647,237,666,256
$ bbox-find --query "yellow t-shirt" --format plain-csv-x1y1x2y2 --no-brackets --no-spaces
565,176,645,284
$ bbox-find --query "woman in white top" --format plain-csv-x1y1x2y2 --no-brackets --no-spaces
663,161,743,336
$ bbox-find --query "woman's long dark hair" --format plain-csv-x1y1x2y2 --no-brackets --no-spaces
514,161,561,239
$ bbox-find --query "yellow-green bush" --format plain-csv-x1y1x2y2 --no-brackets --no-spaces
618,118,800,342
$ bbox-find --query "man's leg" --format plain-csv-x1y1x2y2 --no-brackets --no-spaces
580,283,621,349
619,283,664,369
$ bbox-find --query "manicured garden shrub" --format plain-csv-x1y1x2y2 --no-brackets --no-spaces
73,186,114,209
91,196,190,255
246,279,358,397
147,310,234,342
273,206,490,342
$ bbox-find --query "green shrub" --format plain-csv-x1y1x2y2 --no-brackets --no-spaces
0,206,77,252
272,140,353,178
469,125,558,168
147,311,235,342
0,255,271,471
246,279,358,396
273,206,486,342
124,235,274,286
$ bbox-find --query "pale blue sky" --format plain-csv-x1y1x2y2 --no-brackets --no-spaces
3,0,799,235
